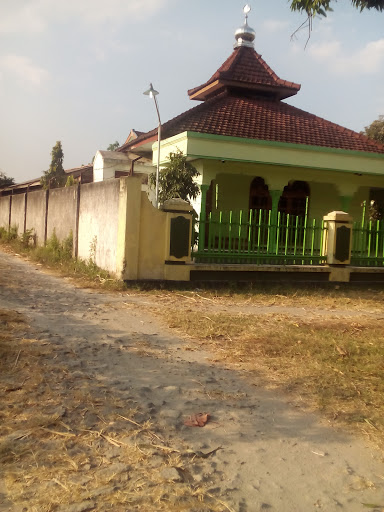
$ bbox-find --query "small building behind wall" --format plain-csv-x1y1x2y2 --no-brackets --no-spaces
93,149,155,202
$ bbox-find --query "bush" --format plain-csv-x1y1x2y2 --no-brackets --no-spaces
20,229,36,248
0,226,18,242
0,226,122,289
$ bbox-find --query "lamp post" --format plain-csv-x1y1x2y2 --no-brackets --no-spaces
143,83,161,208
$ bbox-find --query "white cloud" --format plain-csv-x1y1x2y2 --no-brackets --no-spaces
63,0,171,23
262,19,290,33
308,40,341,59
308,38,384,75
0,0,172,34
0,55,50,87
0,3,45,34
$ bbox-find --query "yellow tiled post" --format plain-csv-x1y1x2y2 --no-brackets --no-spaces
323,211,353,265
162,198,193,281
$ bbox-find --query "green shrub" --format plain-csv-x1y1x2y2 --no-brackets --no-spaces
63,231,73,258
0,226,123,289
0,226,18,242
20,229,36,248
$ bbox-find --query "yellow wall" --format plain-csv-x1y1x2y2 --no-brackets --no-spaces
135,194,191,281
137,192,168,280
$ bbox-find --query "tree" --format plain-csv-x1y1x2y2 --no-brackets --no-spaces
361,115,384,144
290,0,384,17
150,150,200,246
149,150,200,205
41,141,66,189
0,171,15,188
107,141,120,151
65,175,76,187
290,1,384,46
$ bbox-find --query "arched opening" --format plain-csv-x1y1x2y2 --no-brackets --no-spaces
279,181,310,217
249,177,272,211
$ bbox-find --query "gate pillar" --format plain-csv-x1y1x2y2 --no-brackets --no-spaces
323,211,352,265
162,198,194,263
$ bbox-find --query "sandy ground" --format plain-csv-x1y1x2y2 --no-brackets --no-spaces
0,249,383,512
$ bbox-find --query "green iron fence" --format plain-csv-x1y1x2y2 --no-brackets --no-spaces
194,208,328,265
351,220,384,266
351,201,384,266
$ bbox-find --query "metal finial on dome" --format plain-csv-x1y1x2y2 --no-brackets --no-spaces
234,4,255,49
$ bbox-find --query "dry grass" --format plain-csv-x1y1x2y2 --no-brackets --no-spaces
0,308,230,512
160,305,384,448
146,286,384,312
0,238,127,292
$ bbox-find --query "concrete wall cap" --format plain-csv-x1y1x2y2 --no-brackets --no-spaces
323,210,352,222
96,150,131,162
161,198,193,212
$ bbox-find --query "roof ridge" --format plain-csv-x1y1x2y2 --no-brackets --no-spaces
254,51,280,81
188,46,300,101
124,92,384,155
123,93,228,150
286,102,384,150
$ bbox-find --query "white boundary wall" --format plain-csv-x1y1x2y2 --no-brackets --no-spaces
0,178,192,280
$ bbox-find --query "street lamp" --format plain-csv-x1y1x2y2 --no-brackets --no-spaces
143,83,161,208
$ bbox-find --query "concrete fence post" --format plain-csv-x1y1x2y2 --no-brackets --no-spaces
160,198,193,282
73,183,81,258
23,191,28,234
323,211,353,265
8,195,12,230
162,198,194,263
44,190,49,244
116,176,142,280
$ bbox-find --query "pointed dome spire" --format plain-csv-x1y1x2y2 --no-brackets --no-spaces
187,3,300,102
234,4,255,49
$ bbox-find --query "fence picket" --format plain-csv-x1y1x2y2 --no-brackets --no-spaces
195,208,329,265
351,217,384,266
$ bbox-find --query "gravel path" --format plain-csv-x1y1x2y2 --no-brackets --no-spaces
0,250,383,512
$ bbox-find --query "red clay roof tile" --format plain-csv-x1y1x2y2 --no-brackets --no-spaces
123,44,384,156
128,91,384,155
188,46,300,101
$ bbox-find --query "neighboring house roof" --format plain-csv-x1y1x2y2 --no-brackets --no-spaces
1,178,41,191
96,151,131,161
188,46,301,101
65,164,93,176
124,129,145,145
96,150,151,163
126,91,384,155
0,165,93,195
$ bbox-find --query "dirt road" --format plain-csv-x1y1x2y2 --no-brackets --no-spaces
0,250,383,511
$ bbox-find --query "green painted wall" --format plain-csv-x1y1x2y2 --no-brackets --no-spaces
185,132,384,176
156,131,384,222
196,161,384,221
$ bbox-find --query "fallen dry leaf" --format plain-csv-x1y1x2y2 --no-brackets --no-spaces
336,345,349,357
184,412,210,427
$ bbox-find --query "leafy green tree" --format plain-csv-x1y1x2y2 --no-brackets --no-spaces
361,115,384,144
41,141,66,189
150,150,200,246
149,150,200,205
0,171,15,187
65,175,76,187
107,141,120,151
290,0,384,17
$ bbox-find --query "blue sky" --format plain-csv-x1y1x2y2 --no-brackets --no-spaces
1,0,383,183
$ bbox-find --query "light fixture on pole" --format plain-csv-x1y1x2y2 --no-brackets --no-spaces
143,83,161,208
